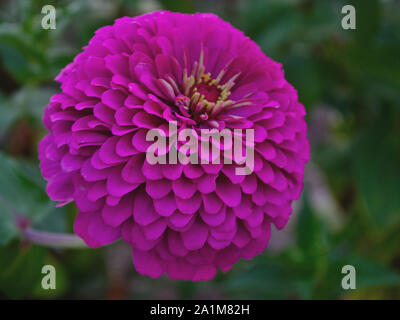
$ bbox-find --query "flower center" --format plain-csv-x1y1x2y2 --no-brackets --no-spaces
175,50,241,126
193,79,221,103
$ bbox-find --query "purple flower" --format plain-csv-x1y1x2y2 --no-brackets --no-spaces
39,11,309,281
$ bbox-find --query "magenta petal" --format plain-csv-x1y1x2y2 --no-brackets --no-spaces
88,181,107,201
245,207,264,227
201,163,223,174
142,218,167,240
215,176,242,207
185,245,216,265
241,222,271,259
192,265,217,281
167,231,188,257
145,179,171,199
232,223,251,248
153,193,176,216
142,160,163,180
87,213,121,245
128,83,148,100
269,169,288,191
161,163,183,180
81,158,110,182
132,129,153,152
169,212,194,228
183,163,204,179
172,178,196,199
253,124,268,142
84,56,111,78
102,195,133,227
256,161,274,183
133,192,159,225
214,245,240,272
256,141,276,160
208,236,231,250
107,167,139,197
116,133,139,157
200,206,226,227
132,249,164,278
166,259,196,281
241,174,258,194
195,174,217,194
175,193,202,214
232,194,253,219
61,153,85,172
132,111,160,129
122,221,159,250
221,165,245,184
73,212,101,248
181,219,208,250
252,187,268,206
99,137,127,164
46,172,74,203
202,193,223,214
101,89,125,110
121,154,146,184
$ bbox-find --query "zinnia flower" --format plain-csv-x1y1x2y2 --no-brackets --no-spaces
39,11,309,281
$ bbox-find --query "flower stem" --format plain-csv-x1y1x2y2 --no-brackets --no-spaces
0,196,87,249
21,228,87,249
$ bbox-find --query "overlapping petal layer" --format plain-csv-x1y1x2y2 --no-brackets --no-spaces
39,11,309,280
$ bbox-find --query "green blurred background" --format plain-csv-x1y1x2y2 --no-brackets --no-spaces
0,0,399,299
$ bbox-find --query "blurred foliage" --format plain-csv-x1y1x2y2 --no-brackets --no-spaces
0,0,399,299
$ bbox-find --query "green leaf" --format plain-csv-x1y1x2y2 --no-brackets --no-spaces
0,242,46,298
352,0,382,45
0,152,54,228
0,24,46,82
2,87,56,124
158,0,194,13
353,117,400,228
224,256,313,299
283,53,323,107
0,92,20,138
297,192,328,261
0,102,19,138
0,86,56,140
351,256,400,288
32,254,69,298
0,202,17,245
315,248,400,298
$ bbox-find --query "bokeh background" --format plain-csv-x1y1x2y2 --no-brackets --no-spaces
0,0,399,299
